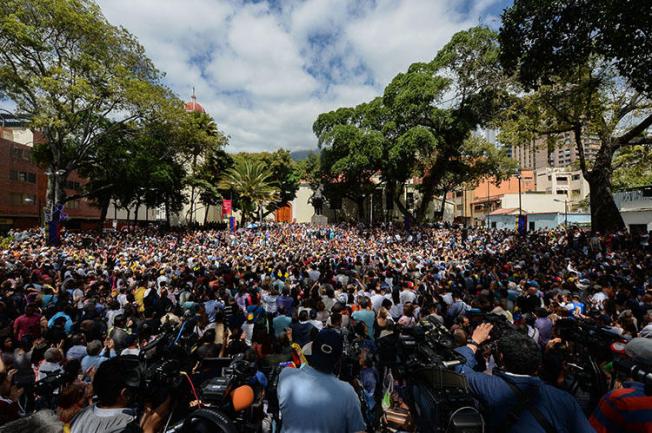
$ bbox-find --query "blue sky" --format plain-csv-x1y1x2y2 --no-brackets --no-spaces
96,0,513,152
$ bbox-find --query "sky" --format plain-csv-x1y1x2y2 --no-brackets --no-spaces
93,0,512,153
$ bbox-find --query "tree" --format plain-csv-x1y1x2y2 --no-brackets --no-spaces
232,150,300,218
500,0,652,96
612,146,652,191
218,159,279,225
181,112,228,223
193,146,233,224
500,1,652,232
313,27,512,223
0,0,171,242
313,105,384,219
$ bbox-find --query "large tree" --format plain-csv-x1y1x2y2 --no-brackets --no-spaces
0,0,171,241
314,27,513,223
500,0,652,232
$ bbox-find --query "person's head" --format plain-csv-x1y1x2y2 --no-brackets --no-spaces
93,357,136,408
298,310,309,322
310,328,344,374
44,347,63,364
86,340,102,356
497,333,542,375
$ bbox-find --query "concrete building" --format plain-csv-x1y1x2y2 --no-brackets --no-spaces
613,186,652,234
534,167,590,211
510,132,600,170
449,171,536,226
0,115,101,233
487,209,591,231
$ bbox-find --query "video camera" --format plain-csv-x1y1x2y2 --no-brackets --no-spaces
378,317,483,433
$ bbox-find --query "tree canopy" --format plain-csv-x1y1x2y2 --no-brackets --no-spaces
314,27,515,222
499,0,652,232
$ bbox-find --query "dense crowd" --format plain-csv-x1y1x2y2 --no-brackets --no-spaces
0,223,650,433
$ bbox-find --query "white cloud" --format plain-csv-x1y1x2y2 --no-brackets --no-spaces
96,0,503,152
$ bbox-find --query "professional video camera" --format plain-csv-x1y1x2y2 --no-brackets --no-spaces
554,318,629,413
165,354,263,433
378,316,484,433
123,324,263,433
613,356,652,395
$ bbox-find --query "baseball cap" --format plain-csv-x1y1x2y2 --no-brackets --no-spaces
309,328,344,373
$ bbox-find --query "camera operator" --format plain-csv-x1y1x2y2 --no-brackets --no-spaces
455,323,594,433
590,337,652,433
70,357,170,433
277,328,366,433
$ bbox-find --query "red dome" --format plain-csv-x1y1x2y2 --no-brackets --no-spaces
184,99,205,113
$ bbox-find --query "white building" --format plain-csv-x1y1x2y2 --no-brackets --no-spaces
613,187,652,233
534,167,589,211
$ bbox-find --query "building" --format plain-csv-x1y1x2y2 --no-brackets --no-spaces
534,167,589,211
510,132,601,170
613,186,652,233
0,114,101,233
486,191,590,231
281,180,455,224
449,171,536,226
487,209,591,231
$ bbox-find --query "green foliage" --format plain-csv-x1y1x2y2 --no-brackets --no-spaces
0,0,173,213
500,0,651,96
313,26,514,221
218,159,280,224
612,146,652,191
232,150,301,215
499,1,652,232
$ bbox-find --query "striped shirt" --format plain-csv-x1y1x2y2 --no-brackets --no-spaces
590,381,652,433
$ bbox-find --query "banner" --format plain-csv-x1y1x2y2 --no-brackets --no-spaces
229,216,237,232
517,214,527,237
222,199,232,217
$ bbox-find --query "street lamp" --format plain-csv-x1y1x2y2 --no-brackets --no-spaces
515,170,523,217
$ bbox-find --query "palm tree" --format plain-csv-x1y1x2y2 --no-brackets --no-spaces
218,159,280,224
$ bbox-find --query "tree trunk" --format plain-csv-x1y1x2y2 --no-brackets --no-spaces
134,202,141,227
586,163,625,233
204,204,210,225
165,197,171,229
438,188,449,220
97,196,110,231
387,182,410,219
356,197,365,221
415,162,447,223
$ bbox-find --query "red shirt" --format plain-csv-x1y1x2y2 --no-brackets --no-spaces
13,313,41,341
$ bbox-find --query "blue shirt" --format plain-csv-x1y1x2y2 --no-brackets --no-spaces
278,366,366,433
454,346,593,433
352,309,375,339
273,315,292,337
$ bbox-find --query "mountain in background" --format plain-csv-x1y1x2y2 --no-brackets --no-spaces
290,149,319,161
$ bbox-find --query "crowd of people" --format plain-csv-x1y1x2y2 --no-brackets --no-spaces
0,223,650,433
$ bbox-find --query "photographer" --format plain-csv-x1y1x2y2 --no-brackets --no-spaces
277,328,366,433
455,323,594,433
590,338,652,433
70,357,170,433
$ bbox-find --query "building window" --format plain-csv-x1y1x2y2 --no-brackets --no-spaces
67,200,81,209
8,193,35,206
10,147,22,159
9,170,36,183
455,191,463,198
572,174,580,180
556,190,567,195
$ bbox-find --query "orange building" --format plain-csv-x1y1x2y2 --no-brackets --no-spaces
449,170,536,226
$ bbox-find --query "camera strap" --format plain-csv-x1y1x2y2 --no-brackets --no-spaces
498,375,556,433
